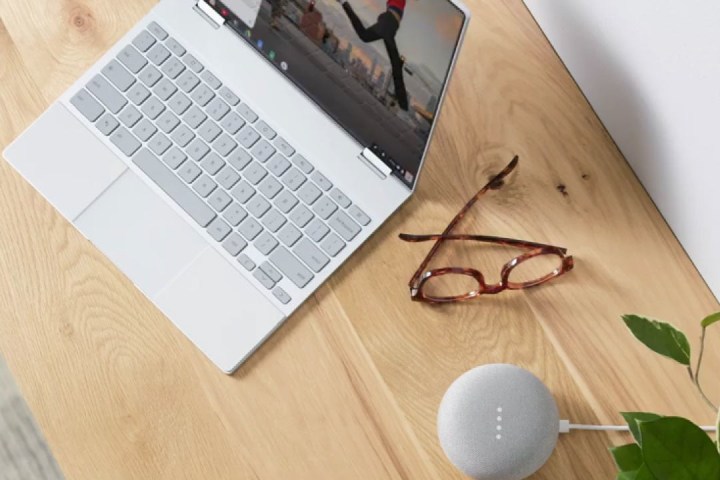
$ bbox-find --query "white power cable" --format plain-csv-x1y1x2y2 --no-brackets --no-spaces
559,420,717,434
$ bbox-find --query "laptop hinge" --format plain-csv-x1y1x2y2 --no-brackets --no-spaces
359,148,392,179
194,0,226,29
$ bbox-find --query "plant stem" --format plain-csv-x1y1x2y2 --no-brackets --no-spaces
693,327,717,412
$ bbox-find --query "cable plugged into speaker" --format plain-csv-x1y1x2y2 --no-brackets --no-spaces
558,419,717,434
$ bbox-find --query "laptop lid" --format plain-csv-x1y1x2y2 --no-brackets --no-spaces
203,0,469,189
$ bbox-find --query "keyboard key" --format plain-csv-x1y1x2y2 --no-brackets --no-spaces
222,233,247,257
168,91,192,115
272,287,292,304
305,218,330,242
255,232,279,255
198,121,221,143
278,223,302,247
237,103,258,123
289,204,314,227
239,217,263,240
200,152,225,175
329,188,352,209
208,189,232,212
313,196,338,220
267,155,291,177
117,45,147,73
292,154,314,174
282,167,307,191
245,162,268,185
253,268,276,289
118,104,142,127
187,138,210,162
298,182,322,205
321,232,346,257
218,86,240,106
132,30,156,52
207,217,231,242
227,149,252,172
148,132,171,155
201,70,221,89
133,148,216,226
220,112,245,135
274,137,295,157
178,162,202,183
217,166,241,189
213,133,237,157
71,89,104,122
96,113,119,136
192,174,217,198
223,203,248,226
133,119,157,142
274,190,299,214
163,146,186,169
110,127,141,156
311,171,333,191
236,125,260,149
328,211,361,241
247,195,271,218
153,78,177,101
270,247,313,288
138,64,162,87
127,82,151,105
183,53,203,73
162,56,186,79
191,83,215,107
262,208,286,233
147,43,171,66
206,97,230,121
347,205,371,226
251,139,276,163
260,262,282,283
237,254,256,271
231,181,256,204
183,106,207,129
171,124,195,147
148,22,168,40
102,60,135,91
141,96,165,120
255,120,276,140
258,176,283,199
157,110,180,133
177,70,200,93
165,37,186,57
87,75,127,114
294,238,329,273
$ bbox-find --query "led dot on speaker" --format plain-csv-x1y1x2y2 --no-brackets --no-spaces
496,434,502,440
497,425,502,431
497,416,502,422
497,407,503,413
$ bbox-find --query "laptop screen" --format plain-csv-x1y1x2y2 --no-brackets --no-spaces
208,0,466,187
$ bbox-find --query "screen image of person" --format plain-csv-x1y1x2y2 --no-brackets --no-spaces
216,0,465,186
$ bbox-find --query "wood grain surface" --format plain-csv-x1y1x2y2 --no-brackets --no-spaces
1,0,719,478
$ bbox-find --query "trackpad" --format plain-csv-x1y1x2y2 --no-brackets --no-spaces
75,170,206,296
154,247,284,373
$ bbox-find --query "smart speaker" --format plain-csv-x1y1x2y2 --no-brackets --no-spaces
437,364,559,480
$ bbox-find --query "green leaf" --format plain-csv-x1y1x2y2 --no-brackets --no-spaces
612,443,644,472
640,417,720,480
617,465,657,480
701,312,720,328
621,412,663,445
622,315,691,365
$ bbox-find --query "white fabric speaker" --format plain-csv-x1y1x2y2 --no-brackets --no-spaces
437,364,559,480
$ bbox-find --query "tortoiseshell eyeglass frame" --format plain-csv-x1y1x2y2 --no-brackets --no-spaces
400,156,575,304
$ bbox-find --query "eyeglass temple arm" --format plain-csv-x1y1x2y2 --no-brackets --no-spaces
407,156,520,288
399,233,568,254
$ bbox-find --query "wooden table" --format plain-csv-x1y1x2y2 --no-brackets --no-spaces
1,1,718,478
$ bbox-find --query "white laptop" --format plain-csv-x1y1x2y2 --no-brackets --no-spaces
3,0,470,373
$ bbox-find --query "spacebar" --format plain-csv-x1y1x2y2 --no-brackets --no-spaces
132,148,217,227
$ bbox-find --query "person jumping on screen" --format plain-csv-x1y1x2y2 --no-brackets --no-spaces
338,0,410,111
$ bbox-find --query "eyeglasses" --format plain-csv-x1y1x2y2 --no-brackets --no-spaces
399,156,574,304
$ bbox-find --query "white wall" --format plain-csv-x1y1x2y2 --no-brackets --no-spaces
524,0,720,299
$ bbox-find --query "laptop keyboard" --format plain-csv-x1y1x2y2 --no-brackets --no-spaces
69,21,372,306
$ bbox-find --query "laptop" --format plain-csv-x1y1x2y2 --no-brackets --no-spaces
3,0,470,373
